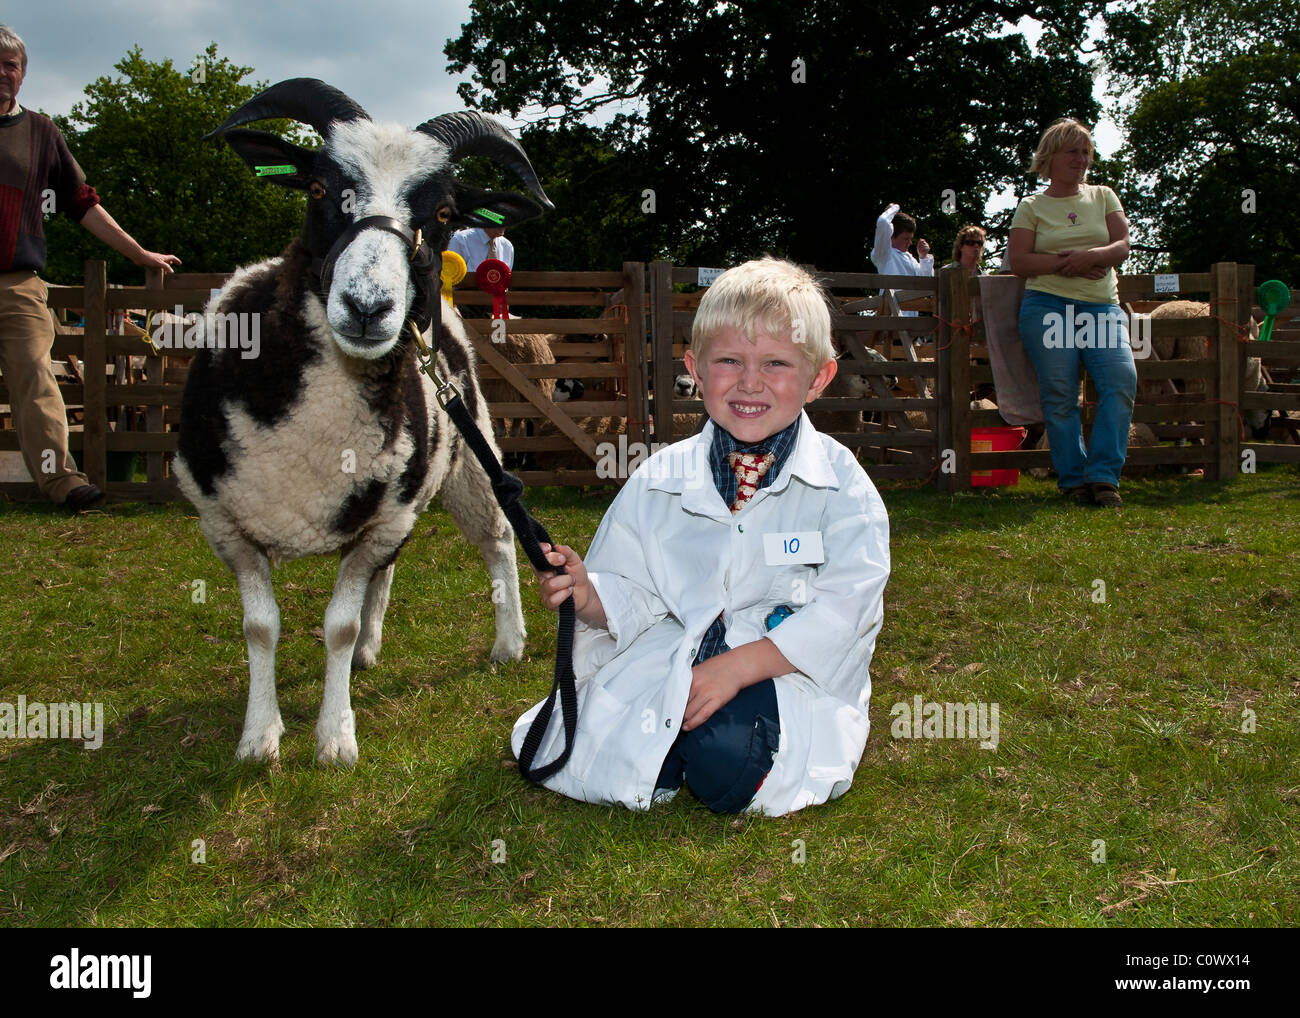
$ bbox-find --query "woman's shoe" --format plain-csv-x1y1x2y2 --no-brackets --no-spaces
1090,483,1123,508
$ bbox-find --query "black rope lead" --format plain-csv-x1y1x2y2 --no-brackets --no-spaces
440,390,578,783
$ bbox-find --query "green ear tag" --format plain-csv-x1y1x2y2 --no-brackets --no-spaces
255,164,297,177
473,208,506,224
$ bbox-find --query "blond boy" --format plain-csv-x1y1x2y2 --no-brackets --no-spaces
515,258,891,815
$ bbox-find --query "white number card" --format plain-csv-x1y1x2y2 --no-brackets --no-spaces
763,531,825,566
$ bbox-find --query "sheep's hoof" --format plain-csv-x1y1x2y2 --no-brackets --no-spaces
315,711,358,767
351,644,379,671
315,735,358,768
235,716,285,763
490,634,526,663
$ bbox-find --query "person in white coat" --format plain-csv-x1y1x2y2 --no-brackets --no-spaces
516,258,891,816
871,203,933,318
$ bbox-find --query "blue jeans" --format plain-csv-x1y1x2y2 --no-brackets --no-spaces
1018,290,1137,489
655,679,780,814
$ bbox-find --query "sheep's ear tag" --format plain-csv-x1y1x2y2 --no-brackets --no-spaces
473,208,506,225
255,164,298,177
476,258,511,319
441,250,467,306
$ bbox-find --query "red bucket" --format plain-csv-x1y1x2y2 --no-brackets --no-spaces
971,426,1027,487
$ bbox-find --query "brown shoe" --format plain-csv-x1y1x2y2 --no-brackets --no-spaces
1090,483,1122,508
1063,485,1093,504
65,484,106,512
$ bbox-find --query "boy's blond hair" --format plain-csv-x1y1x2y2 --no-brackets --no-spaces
691,257,834,375
1029,118,1095,182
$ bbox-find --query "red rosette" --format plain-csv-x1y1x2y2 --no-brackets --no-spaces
476,258,512,319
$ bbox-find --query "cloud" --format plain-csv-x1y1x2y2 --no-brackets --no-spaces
12,0,480,126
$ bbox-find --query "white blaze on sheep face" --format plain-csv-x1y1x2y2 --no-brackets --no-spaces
322,122,450,358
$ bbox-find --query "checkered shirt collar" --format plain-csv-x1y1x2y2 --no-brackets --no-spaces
709,415,801,508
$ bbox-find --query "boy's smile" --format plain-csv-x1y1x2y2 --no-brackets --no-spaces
685,326,836,445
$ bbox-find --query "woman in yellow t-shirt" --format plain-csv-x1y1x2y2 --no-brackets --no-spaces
1007,119,1135,508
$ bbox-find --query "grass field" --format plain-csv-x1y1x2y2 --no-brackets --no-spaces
1,468,1297,927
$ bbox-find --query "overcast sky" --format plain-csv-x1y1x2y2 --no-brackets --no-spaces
14,1,483,129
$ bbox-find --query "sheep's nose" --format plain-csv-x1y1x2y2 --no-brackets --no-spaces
342,293,394,330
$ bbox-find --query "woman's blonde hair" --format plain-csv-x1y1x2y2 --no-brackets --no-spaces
1030,118,1094,181
691,256,834,374
951,224,987,264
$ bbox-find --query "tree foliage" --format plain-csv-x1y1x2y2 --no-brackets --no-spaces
43,44,310,284
1105,0,1299,281
445,0,1104,270
455,123,661,271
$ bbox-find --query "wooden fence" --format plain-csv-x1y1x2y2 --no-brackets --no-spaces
653,261,1300,489
1,260,1296,502
0,263,647,500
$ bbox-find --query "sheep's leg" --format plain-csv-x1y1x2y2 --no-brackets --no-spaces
205,528,284,762
352,562,394,672
441,447,527,664
316,548,375,767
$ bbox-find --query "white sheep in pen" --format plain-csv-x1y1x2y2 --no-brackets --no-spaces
1144,300,1270,438
173,79,552,766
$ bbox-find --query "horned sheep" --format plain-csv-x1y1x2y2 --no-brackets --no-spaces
174,79,552,766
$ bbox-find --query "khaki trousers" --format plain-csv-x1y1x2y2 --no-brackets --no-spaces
0,271,89,501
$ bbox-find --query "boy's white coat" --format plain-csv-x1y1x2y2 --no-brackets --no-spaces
512,412,891,816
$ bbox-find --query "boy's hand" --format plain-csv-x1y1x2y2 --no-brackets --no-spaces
537,542,606,629
683,656,742,731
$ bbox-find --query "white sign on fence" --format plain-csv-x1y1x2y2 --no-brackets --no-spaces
1153,274,1180,293
697,267,724,287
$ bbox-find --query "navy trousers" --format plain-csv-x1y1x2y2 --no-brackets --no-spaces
655,679,780,814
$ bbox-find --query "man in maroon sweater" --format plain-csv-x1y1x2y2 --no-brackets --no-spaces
0,25,179,509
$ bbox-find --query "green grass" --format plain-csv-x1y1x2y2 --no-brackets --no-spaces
1,469,1297,927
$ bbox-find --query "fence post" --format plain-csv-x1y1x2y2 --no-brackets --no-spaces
1210,262,1240,480
649,260,674,445
144,267,166,484
1235,262,1256,457
623,261,650,451
82,260,108,489
937,264,970,489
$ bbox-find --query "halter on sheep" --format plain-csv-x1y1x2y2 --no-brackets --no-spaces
177,79,560,767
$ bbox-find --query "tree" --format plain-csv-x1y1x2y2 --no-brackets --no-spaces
455,122,665,271
1104,0,1300,281
445,0,1104,270
43,44,310,284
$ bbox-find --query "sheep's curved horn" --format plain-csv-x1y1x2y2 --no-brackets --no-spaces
203,78,369,141
416,112,553,210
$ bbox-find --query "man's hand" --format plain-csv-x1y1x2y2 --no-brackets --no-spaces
683,655,742,731
134,250,182,273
